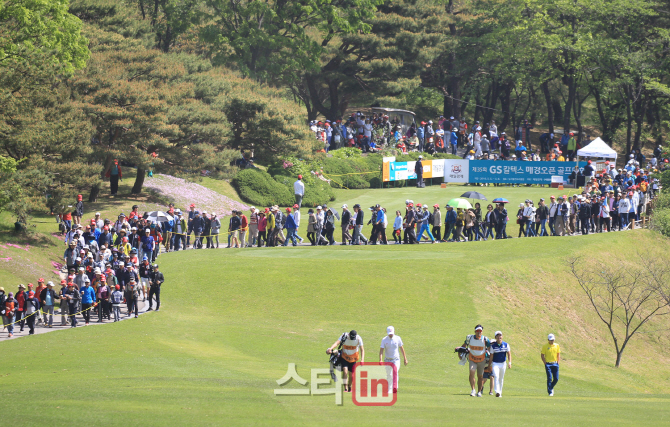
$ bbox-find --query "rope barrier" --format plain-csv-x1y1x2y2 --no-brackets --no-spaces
2,303,98,328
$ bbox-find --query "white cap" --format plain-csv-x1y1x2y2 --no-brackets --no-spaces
250,206,255,210
316,206,322,210
450,116,454,120
387,326,395,335
94,268,101,274
118,262,124,267
78,266,84,271
342,204,348,208
84,276,90,283
418,155,423,159
548,333,555,341
145,228,151,233
475,325,483,331
95,212,101,216
495,331,502,337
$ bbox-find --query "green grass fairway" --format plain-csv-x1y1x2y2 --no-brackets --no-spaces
1,224,669,425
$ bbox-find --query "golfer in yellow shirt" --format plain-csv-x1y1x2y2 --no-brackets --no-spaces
541,333,561,396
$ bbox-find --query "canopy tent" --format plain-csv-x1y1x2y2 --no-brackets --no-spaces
576,137,618,160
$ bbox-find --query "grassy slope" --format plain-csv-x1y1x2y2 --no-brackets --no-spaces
2,176,670,426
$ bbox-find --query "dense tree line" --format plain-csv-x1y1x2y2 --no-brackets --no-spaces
0,0,319,223
2,0,669,224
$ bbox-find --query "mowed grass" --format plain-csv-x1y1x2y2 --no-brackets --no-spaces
0,222,669,425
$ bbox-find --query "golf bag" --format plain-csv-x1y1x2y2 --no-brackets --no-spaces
454,346,469,366
329,340,344,381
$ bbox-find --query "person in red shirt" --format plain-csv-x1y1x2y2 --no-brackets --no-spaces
34,278,47,325
3,292,16,337
15,284,27,332
128,205,140,221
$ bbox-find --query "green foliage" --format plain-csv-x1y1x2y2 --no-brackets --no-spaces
330,147,363,159
0,0,90,73
660,170,670,191
232,168,294,207
272,174,335,208
199,0,382,85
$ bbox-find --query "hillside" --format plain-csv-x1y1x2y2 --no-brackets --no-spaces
0,180,669,426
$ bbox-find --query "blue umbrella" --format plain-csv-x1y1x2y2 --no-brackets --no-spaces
492,197,509,204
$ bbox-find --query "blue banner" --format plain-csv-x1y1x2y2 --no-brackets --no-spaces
468,160,587,184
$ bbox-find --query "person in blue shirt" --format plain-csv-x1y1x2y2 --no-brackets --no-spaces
283,209,298,247
443,205,457,242
416,122,425,151
450,129,459,155
417,205,436,243
488,331,512,397
79,277,97,326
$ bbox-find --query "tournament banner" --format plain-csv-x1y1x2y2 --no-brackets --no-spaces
443,159,470,183
384,159,445,182
467,160,587,184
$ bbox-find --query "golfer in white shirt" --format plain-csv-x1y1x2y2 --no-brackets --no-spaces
379,326,408,394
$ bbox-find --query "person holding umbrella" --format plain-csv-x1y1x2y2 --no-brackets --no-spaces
494,203,508,239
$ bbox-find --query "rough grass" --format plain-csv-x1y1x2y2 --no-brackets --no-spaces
2,177,670,426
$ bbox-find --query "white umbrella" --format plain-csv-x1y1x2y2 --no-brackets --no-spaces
144,211,174,223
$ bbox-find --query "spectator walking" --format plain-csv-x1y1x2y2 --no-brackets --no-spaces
294,175,305,208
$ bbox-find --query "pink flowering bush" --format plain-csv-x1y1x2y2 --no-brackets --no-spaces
144,174,249,215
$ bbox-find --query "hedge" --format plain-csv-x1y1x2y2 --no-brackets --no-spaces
273,174,335,207
232,168,294,206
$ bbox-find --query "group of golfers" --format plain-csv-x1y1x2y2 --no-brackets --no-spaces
325,324,560,398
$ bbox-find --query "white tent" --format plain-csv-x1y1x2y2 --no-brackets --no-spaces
576,137,618,160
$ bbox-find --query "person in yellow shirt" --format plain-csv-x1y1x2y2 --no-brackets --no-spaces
541,333,561,396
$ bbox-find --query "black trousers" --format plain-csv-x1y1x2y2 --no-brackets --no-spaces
27,313,36,334
432,226,441,241
98,300,110,321
16,311,25,330
110,175,119,195
82,303,93,323
580,218,589,235
149,287,161,310
258,231,267,247
406,228,417,244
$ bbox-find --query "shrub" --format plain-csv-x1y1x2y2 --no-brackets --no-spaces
330,147,362,159
651,207,670,238
232,168,293,206
273,174,335,207
321,157,372,189
660,170,670,190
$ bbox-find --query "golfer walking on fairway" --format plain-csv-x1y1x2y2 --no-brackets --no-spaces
327,330,364,393
379,326,408,394
463,324,491,397
541,333,560,396
488,331,511,397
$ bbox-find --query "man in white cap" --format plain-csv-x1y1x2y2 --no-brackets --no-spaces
541,333,560,396
463,324,491,397
488,331,511,397
379,326,408,394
